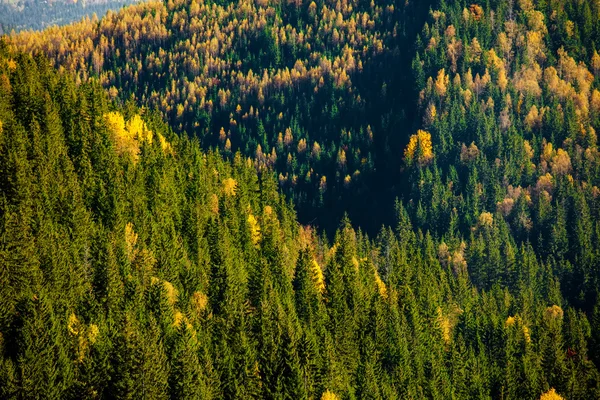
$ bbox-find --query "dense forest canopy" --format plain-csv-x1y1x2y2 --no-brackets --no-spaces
2,0,600,398
7,0,434,233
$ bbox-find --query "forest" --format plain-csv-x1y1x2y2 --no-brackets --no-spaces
2,0,600,398
0,0,139,34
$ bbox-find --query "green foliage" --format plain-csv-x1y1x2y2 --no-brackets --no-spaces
3,0,600,397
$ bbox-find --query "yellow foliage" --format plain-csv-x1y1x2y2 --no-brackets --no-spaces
526,30,545,63
551,149,571,177
536,173,554,194
343,174,351,187
191,291,209,313
447,38,463,72
209,193,219,215
540,388,564,400
514,64,542,97
497,32,511,58
105,111,138,160
497,67,508,92
337,149,347,168
173,311,184,328
127,114,151,142
558,47,577,82
222,177,238,196
518,0,533,11
158,133,173,154
352,256,360,272
108,86,119,99
437,307,452,345
374,270,387,299
311,259,326,293
404,130,434,166
247,213,261,246
524,105,542,130
523,325,531,344
163,281,178,306
505,315,531,343
469,4,484,21
487,49,504,70
468,37,483,63
424,102,437,126
321,390,340,400
125,222,138,262
88,324,99,345
297,138,307,154
460,142,480,163
478,211,493,227
434,68,449,97
105,112,171,161
463,88,473,105
497,197,515,216
328,243,338,258
105,111,126,135
68,313,80,336
545,305,564,320
591,90,600,114
527,10,546,33
319,175,327,191
542,142,554,162
524,140,534,159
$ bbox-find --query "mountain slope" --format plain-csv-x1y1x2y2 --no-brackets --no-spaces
8,0,433,233
4,0,600,398
0,0,140,33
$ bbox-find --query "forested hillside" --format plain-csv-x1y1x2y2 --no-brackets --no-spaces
8,0,432,232
0,0,140,33
3,0,600,398
409,0,600,310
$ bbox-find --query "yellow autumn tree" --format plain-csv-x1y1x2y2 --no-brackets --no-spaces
125,222,138,262
545,305,564,320
222,177,238,196
191,291,208,313
374,269,387,299
524,105,542,130
311,259,326,293
551,149,571,177
540,388,564,400
163,280,178,306
434,68,449,98
105,111,139,159
105,112,171,160
404,130,434,166
247,213,261,246
424,102,437,126
591,89,600,114
437,307,452,346
478,211,494,227
126,114,152,143
321,390,340,400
